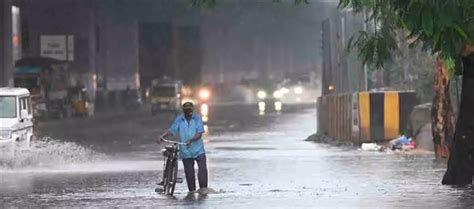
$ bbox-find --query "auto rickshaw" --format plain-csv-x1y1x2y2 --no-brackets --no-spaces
14,57,72,120
68,87,90,117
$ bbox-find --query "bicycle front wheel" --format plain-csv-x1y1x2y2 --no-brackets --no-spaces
163,159,172,195
169,160,178,195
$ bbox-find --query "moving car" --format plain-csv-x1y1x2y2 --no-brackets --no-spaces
256,88,283,114
277,72,319,105
0,88,34,158
250,79,282,114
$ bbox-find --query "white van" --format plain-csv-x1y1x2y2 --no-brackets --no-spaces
0,88,34,156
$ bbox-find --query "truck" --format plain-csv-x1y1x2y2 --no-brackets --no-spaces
150,79,182,115
149,78,212,123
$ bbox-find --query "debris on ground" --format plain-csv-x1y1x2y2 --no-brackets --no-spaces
388,135,416,151
306,133,433,156
360,143,384,152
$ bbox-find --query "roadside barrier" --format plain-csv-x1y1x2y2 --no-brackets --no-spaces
318,91,417,143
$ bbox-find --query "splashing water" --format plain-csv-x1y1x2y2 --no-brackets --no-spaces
0,137,107,170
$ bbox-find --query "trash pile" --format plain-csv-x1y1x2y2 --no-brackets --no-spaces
388,135,416,151
360,135,416,153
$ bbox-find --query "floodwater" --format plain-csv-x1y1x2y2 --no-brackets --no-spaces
0,106,472,208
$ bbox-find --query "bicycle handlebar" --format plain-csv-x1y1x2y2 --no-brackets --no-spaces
160,137,187,145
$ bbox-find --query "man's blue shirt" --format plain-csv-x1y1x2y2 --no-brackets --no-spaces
169,113,205,159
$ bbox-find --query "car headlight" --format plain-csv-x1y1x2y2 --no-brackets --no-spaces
199,89,211,101
273,90,283,99
280,87,290,94
0,130,11,139
257,90,267,99
294,86,303,94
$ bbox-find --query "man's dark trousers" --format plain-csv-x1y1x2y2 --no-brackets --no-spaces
182,154,208,191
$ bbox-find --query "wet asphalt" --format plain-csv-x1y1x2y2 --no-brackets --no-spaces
0,104,472,208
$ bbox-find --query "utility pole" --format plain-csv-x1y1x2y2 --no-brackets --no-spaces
0,0,13,86
363,9,369,91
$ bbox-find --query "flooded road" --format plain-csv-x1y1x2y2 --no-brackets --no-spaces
0,106,472,208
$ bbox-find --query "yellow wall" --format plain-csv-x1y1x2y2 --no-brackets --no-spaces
359,92,370,141
384,92,400,139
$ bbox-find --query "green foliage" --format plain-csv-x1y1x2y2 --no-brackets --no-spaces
191,0,309,8
347,24,398,69
339,0,474,75
390,38,436,103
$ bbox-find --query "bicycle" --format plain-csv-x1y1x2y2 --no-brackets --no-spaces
155,137,186,195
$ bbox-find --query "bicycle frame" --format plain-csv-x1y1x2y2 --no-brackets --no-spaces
161,138,185,162
159,138,185,195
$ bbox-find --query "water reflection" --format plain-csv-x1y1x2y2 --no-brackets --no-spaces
200,103,209,123
258,101,283,115
258,102,266,115
204,125,209,143
274,101,282,112
200,104,209,116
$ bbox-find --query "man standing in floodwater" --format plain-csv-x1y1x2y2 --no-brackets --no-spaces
159,102,208,193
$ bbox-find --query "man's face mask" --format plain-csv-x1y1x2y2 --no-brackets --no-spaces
184,108,193,119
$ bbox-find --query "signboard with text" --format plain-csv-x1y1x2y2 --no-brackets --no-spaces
40,35,74,61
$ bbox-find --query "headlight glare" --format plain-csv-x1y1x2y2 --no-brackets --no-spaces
257,90,267,99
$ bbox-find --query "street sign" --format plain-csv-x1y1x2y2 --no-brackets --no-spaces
40,35,74,61
40,35,67,60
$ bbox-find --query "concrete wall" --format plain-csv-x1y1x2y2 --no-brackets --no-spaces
96,1,139,91
138,23,202,88
138,23,173,88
